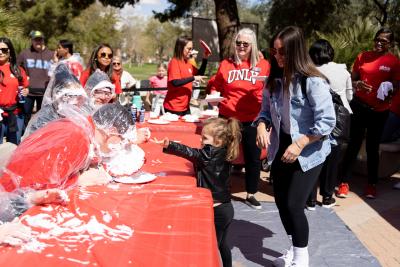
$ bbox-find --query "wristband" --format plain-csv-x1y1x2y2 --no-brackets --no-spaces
294,140,303,149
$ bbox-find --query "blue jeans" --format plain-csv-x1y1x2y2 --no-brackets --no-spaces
381,112,400,143
0,113,25,145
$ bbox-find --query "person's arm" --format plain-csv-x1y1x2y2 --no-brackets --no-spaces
196,58,208,75
163,140,203,163
345,72,353,101
282,77,336,163
254,87,273,149
170,76,195,87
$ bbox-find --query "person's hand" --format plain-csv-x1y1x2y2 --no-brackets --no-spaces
150,137,169,148
78,166,112,186
52,50,59,63
136,127,151,144
21,88,29,97
28,189,69,205
0,219,32,246
281,141,303,163
194,76,207,84
256,122,271,149
356,80,373,93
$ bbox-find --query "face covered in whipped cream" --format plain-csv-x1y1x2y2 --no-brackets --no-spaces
90,80,115,108
94,126,137,158
53,83,87,110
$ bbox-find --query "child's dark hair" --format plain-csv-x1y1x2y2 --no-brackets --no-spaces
203,117,242,161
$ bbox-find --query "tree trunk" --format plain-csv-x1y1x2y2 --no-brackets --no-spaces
214,0,240,60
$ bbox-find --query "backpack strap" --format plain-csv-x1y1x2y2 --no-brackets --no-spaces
300,75,307,98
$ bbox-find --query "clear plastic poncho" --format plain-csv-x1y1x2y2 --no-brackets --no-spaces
84,69,115,107
0,186,33,223
23,63,93,137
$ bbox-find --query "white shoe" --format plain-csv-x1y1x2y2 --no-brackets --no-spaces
273,248,293,267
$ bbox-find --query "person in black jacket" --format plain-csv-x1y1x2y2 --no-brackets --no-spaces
157,117,241,267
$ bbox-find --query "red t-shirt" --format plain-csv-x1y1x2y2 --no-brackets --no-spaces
211,58,271,122
352,51,400,111
80,68,122,94
0,118,92,192
0,63,29,115
164,58,198,112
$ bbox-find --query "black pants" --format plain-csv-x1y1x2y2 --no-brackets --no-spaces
271,132,323,247
241,122,261,194
214,202,234,267
24,95,43,126
309,143,347,200
341,99,389,185
163,107,190,116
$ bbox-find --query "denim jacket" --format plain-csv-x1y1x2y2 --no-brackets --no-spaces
253,75,336,172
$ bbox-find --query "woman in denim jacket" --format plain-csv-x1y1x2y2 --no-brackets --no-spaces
254,26,335,267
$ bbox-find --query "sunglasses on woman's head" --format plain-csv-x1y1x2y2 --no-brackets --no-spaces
236,41,250,48
270,47,285,56
0,48,9,54
99,52,113,59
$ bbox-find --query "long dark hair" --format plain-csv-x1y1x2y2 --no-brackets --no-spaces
59,39,73,54
87,43,114,79
269,26,326,91
0,37,23,83
173,36,191,60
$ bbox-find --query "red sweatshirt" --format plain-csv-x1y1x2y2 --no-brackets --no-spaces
80,68,122,94
211,58,270,122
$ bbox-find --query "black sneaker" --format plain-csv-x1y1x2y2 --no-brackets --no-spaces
305,200,316,211
245,196,262,210
322,197,336,208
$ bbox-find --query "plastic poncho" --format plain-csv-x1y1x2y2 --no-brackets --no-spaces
0,103,136,192
24,63,92,137
84,69,115,107
0,187,33,223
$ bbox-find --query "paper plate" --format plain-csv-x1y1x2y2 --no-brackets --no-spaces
200,39,212,55
148,119,170,125
204,96,225,103
113,173,157,184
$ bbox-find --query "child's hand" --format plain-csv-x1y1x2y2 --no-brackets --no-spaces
150,137,169,148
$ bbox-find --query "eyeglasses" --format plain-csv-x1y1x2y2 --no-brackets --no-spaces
236,41,250,48
0,48,9,54
93,90,113,97
99,52,113,59
270,47,285,56
374,38,390,45
112,62,121,66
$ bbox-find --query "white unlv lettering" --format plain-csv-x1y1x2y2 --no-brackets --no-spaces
227,69,260,84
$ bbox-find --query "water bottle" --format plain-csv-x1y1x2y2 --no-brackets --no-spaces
18,86,25,104
138,103,146,123
131,104,137,122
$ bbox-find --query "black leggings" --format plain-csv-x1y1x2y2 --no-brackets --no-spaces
163,107,190,116
271,132,323,247
241,122,261,194
214,202,234,267
341,98,388,184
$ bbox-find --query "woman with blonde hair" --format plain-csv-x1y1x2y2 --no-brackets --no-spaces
210,28,271,209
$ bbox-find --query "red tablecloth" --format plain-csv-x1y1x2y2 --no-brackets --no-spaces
0,121,220,267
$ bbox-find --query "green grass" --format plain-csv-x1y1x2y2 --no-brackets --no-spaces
123,63,158,81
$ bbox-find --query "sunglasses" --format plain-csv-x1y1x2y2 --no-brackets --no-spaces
374,38,390,45
270,47,285,56
236,41,250,48
99,52,113,59
0,48,9,54
112,62,121,66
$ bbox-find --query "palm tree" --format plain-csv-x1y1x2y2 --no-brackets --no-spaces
0,8,29,53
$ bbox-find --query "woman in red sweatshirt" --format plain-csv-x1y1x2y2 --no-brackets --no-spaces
210,28,271,209
0,37,29,144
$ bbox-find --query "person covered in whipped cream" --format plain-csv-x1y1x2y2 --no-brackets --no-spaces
23,62,91,137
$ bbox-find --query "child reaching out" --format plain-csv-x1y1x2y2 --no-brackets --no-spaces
155,117,241,267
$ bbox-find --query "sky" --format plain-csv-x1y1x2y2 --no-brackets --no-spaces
120,0,169,18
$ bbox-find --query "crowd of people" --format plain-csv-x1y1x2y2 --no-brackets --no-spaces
0,25,399,267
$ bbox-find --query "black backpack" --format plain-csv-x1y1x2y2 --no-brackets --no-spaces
300,76,351,143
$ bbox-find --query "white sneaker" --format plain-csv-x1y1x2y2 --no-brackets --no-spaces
273,248,293,267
